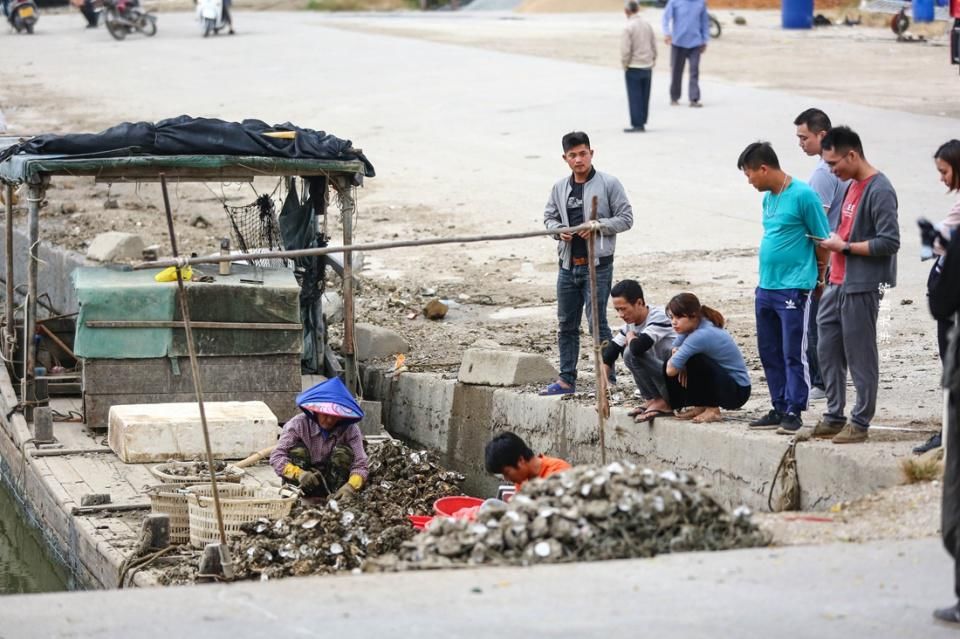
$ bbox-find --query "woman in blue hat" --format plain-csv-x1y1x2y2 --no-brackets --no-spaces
269,377,368,500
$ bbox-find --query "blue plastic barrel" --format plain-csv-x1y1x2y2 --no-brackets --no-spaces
782,0,814,29
914,0,935,22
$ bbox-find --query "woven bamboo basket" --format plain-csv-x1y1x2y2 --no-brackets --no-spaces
145,483,194,545
185,484,297,548
149,461,245,485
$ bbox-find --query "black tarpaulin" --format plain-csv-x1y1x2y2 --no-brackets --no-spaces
0,115,375,177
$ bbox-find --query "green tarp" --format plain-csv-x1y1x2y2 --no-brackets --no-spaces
74,264,302,359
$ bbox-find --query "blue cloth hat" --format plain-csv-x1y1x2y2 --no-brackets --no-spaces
296,377,364,426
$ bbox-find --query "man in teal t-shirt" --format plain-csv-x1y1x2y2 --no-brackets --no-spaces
737,142,830,433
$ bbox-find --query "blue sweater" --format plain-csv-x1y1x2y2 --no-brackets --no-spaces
671,319,750,387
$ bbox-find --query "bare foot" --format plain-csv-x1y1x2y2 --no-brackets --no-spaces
675,406,706,420
691,407,722,423
628,400,653,417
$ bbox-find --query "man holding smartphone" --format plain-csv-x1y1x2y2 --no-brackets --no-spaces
737,142,831,433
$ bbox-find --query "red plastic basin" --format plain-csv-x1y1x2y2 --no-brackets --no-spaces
408,515,434,531
433,496,484,517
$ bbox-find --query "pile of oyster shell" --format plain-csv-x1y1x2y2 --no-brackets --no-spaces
228,440,465,580
368,462,769,571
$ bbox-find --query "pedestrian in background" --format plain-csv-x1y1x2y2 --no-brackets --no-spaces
793,107,848,401
737,142,830,434
541,131,634,396
621,1,657,132
662,293,752,423
816,126,900,444
662,0,710,107
915,139,960,455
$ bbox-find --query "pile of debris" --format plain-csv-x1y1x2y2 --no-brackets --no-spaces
228,440,465,580
369,462,769,571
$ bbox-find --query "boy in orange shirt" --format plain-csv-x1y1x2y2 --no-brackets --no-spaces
484,432,571,491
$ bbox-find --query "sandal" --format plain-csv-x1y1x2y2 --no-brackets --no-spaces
539,381,575,396
634,409,673,423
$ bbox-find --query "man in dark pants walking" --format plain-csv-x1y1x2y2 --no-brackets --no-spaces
662,0,710,107
621,1,657,132
929,224,960,625
541,131,634,396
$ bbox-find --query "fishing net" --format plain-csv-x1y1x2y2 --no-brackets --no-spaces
224,194,288,268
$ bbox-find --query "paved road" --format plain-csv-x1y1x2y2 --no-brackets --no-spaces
0,538,954,638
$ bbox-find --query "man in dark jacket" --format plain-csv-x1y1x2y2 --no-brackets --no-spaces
930,227,960,624
814,126,900,444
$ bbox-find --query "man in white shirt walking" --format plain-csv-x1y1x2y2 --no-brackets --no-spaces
622,1,657,132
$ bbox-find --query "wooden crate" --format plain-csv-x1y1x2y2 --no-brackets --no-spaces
82,354,300,429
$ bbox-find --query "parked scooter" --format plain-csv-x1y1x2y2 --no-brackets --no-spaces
7,0,39,34
196,0,232,37
102,0,156,40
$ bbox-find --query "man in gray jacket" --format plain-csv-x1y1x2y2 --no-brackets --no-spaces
622,1,657,132
541,131,634,395
815,126,900,443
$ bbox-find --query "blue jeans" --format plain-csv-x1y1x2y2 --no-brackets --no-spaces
557,263,613,385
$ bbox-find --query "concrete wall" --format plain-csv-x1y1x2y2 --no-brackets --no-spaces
363,369,906,511
0,226,88,315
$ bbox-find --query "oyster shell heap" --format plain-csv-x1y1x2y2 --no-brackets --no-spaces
369,462,769,571
227,440,465,580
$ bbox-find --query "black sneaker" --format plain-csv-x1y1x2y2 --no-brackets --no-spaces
913,433,942,455
776,413,803,435
935,602,960,624
749,409,783,430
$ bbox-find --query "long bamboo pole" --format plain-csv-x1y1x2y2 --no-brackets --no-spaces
132,223,601,272
586,196,608,464
159,175,231,575
335,178,358,394
4,184,14,362
23,183,41,401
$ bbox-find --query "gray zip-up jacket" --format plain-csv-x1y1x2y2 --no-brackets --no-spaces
543,170,634,269
842,171,900,293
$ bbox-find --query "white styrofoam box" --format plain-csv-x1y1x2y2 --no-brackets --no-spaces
108,401,278,463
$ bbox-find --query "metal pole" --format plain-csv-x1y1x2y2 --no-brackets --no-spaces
334,178,357,394
159,175,231,562
4,184,14,362
133,222,601,272
23,182,42,400
587,196,608,465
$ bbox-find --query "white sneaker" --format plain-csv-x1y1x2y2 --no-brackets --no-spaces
809,387,827,400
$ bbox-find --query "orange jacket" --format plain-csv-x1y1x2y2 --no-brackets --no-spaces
515,454,571,491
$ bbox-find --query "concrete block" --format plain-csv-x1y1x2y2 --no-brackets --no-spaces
107,401,278,463
355,323,408,361
358,399,383,437
457,348,557,387
86,232,145,262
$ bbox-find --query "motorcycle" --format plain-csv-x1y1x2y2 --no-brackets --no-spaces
196,0,231,37
7,0,38,34
102,0,156,40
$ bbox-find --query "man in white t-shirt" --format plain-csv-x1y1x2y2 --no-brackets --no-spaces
601,279,676,422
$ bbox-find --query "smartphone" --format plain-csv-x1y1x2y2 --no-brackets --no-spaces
806,234,827,242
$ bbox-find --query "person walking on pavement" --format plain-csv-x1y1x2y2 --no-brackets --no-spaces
738,142,830,434
662,0,710,107
541,131,634,396
601,279,676,422
928,224,960,625
621,1,657,132
815,126,900,444
915,139,960,455
793,108,848,402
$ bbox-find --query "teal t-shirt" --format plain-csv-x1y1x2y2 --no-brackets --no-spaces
758,179,831,290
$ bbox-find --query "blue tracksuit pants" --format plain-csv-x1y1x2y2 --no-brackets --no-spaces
755,287,811,416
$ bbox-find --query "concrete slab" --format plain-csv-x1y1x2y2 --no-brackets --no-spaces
355,323,409,361
107,401,278,463
2,539,954,639
457,348,557,386
85,232,144,263
358,399,383,437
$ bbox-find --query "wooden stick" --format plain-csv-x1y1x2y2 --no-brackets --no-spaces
159,174,230,559
234,445,276,469
37,323,76,360
587,196,608,464
71,503,150,516
30,447,112,457
132,222,602,271
85,320,301,331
